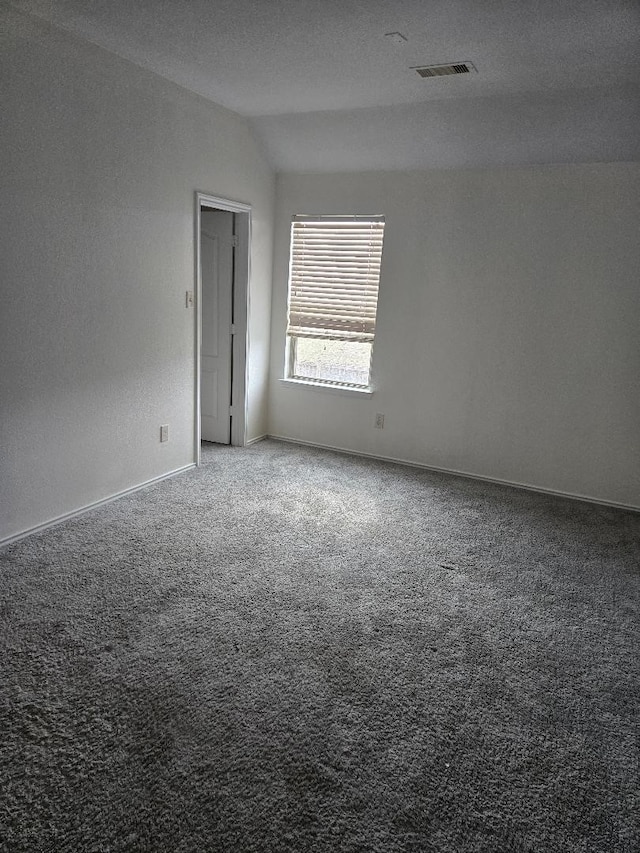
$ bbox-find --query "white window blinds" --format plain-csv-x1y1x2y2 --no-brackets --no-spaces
286,215,385,343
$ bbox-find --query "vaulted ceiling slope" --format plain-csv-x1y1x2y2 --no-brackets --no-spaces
9,0,640,171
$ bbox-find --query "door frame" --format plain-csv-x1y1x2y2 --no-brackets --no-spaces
194,192,252,465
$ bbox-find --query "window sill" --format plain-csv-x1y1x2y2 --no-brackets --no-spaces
278,378,374,396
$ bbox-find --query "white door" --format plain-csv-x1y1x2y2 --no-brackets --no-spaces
200,209,234,444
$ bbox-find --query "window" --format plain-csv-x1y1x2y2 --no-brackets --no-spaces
285,215,385,389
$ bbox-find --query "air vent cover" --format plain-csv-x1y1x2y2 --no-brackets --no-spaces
414,62,476,78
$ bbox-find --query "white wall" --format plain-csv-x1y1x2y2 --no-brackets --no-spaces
0,7,275,542
268,165,640,509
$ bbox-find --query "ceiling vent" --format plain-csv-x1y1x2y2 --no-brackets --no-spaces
413,62,476,78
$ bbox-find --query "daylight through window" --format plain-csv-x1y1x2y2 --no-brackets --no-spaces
285,215,385,388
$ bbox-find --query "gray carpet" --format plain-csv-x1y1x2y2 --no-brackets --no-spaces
1,439,639,853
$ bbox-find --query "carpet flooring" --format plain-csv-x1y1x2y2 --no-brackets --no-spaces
1,439,639,852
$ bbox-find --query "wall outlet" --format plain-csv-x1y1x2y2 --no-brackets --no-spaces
374,413,385,429
160,424,169,442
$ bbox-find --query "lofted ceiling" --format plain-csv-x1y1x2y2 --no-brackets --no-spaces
8,0,640,171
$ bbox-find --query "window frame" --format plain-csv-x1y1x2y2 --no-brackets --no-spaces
285,336,375,390
283,214,385,391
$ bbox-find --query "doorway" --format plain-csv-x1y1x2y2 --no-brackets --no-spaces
200,208,233,444
195,193,251,465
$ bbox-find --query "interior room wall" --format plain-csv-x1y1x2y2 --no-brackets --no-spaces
0,7,275,543
268,165,640,509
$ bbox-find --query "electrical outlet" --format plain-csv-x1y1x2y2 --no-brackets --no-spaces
160,424,169,442
374,413,385,429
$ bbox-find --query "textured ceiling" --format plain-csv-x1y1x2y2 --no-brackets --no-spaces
8,0,640,171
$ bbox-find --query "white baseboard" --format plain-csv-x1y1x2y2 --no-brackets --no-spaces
245,434,267,446
1,463,196,549
267,435,640,514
